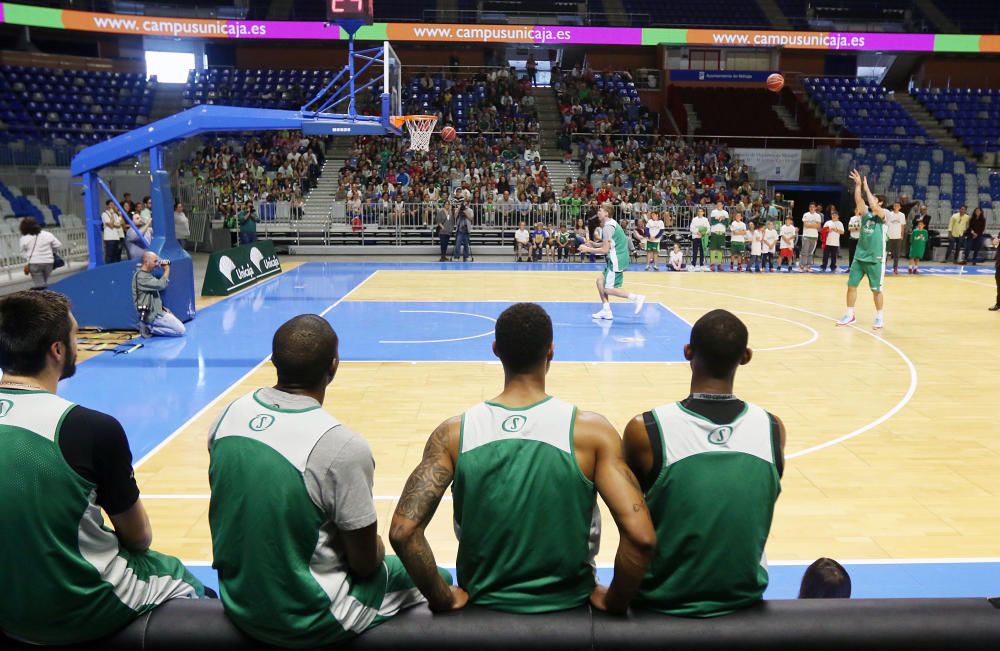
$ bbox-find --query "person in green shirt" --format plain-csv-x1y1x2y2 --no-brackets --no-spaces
707,221,727,272
838,170,888,330
238,201,258,245
578,204,646,320
908,222,929,274
389,303,655,614
556,224,572,261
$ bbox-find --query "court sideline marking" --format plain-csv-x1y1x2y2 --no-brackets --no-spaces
134,270,379,469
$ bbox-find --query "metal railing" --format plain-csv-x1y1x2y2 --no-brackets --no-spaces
240,202,792,247
0,227,89,278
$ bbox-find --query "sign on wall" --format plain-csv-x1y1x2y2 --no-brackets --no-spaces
733,148,802,181
202,241,282,296
670,70,776,82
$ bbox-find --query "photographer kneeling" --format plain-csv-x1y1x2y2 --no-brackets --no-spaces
132,251,185,338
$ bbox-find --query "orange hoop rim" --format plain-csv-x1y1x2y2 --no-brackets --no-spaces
389,114,439,130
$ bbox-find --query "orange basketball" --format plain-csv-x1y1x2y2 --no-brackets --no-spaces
441,126,457,142
766,73,785,92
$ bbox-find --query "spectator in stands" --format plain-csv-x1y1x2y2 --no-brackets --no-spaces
101,199,124,263
0,291,205,645
174,201,190,249
209,315,438,648
132,252,184,338
886,201,907,275
238,202,257,245
962,206,987,266
800,202,822,272
946,206,969,263
434,203,453,262
798,558,851,599
623,309,784,617
526,55,537,86
389,303,655,614
911,203,931,230
19,217,62,290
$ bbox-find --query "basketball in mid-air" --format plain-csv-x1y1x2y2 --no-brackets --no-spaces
441,126,457,142
766,73,785,92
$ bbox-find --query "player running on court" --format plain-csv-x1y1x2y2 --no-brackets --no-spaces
838,169,888,330
579,204,645,320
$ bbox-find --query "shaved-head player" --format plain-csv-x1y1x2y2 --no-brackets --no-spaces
622,309,785,617
208,315,441,648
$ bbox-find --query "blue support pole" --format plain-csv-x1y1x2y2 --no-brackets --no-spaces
347,33,357,118
82,172,103,269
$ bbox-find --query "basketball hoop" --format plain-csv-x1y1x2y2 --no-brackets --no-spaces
391,115,438,152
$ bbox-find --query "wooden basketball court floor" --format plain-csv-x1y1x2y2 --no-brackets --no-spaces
63,260,1000,597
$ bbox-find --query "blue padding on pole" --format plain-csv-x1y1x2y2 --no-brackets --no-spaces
51,257,195,330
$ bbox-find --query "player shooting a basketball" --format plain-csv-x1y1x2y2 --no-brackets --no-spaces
578,204,645,321
837,169,888,330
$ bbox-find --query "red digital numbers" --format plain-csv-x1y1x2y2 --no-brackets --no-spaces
330,0,364,14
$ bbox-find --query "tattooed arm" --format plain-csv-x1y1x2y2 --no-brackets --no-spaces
389,416,469,612
575,411,656,615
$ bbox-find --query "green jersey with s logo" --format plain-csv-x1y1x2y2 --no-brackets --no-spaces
454,397,599,613
637,401,780,617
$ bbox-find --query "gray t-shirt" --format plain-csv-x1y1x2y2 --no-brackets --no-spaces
233,387,377,531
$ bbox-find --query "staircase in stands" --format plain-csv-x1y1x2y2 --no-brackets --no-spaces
301,139,350,225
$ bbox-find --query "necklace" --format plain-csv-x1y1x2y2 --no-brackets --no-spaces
0,381,46,391
690,392,737,401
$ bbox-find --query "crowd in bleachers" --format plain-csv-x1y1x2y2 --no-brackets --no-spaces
405,68,540,135
179,131,326,225
554,67,652,152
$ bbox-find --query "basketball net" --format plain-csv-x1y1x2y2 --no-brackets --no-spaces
400,116,438,152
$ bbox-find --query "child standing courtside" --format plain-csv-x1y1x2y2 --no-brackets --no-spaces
708,220,727,272
763,220,778,272
779,216,797,272
729,212,748,272
822,210,845,272
749,222,763,273
908,221,929,274
646,212,665,271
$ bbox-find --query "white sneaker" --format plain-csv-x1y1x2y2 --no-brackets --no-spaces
633,294,646,315
873,315,884,330
836,313,856,326
592,308,613,320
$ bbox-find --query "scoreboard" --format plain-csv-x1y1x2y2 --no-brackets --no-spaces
327,0,374,25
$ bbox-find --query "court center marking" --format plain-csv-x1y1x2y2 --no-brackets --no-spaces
379,310,496,344
134,270,379,469
630,281,918,460
675,307,820,352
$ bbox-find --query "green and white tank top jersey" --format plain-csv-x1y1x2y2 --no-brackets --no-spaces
454,396,600,613
602,218,631,273
855,211,887,263
209,389,387,649
637,401,781,617
0,391,201,645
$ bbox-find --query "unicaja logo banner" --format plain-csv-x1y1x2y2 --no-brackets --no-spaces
501,415,528,433
0,399,13,418
707,425,734,446
202,241,282,296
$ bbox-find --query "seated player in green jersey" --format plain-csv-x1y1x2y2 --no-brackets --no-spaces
579,204,646,320
208,315,445,649
622,309,785,618
908,221,929,275
0,291,204,645
837,169,889,330
390,303,656,615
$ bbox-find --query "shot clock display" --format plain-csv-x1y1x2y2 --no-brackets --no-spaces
327,0,374,25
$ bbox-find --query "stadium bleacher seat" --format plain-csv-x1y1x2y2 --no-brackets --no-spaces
803,77,929,143
913,87,1000,158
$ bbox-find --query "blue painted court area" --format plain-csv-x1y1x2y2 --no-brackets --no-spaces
186,561,1000,600
327,300,690,362
60,263,376,460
